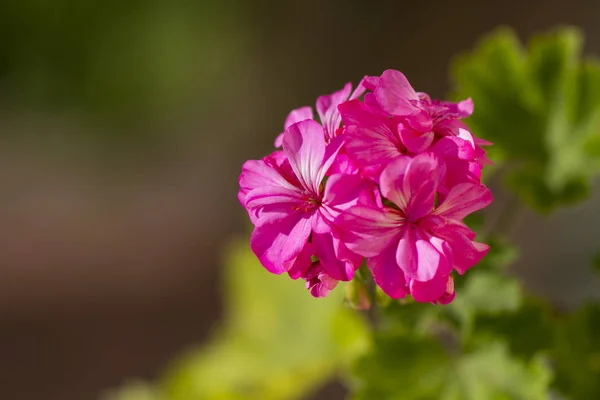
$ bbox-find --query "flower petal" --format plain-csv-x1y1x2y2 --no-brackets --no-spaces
284,106,314,130
286,241,314,279
239,157,298,205
398,123,435,153
313,232,360,281
303,261,339,298
434,183,493,221
368,243,408,299
431,222,489,274
321,173,377,223
336,206,404,257
273,106,314,147
250,213,313,274
240,155,305,225
318,134,345,184
349,77,368,100
410,273,450,303
397,227,451,281
316,83,352,140
375,69,419,115
380,153,443,221
433,275,456,305
430,136,475,161
442,98,474,118
283,119,327,194
338,100,403,176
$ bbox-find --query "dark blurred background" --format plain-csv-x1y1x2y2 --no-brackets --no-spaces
1,1,600,399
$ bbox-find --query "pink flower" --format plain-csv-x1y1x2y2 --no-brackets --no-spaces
336,153,492,303
274,81,366,147
240,69,493,302
239,119,374,293
365,69,473,123
300,260,339,298
359,69,477,157
337,99,406,180
338,79,484,188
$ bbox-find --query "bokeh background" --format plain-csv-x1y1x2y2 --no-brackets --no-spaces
1,1,600,399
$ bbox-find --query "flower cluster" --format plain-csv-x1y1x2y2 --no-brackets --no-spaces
238,70,493,304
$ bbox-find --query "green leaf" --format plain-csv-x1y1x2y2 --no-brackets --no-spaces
349,332,551,400
553,303,600,399
349,332,449,400
472,298,555,360
451,27,600,212
449,271,522,327
156,238,369,400
442,343,552,400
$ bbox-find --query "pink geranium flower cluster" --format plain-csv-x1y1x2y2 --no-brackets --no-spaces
238,70,493,304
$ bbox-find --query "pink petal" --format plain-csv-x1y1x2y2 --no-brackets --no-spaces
274,133,284,148
396,226,418,279
441,98,474,118
453,239,489,274
286,241,314,279
380,154,443,221
474,137,494,166
456,127,475,148
403,155,444,220
375,69,419,115
316,83,352,140
363,75,380,91
405,111,434,133
338,100,403,176
313,233,360,281
284,106,314,130
379,155,411,210
398,123,435,153
250,213,313,274
363,92,385,112
339,99,389,126
329,150,361,175
303,261,339,298
336,206,404,257
321,173,377,222
475,136,493,147
410,273,450,303
273,106,315,147
244,185,304,209
437,158,482,194
311,212,331,235
396,227,451,282
343,125,403,178
240,156,305,225
431,222,489,274
430,136,475,161
433,275,456,305
434,183,493,221
319,134,345,183
368,243,408,299
283,120,327,194
239,157,298,205
245,192,304,226
349,77,368,100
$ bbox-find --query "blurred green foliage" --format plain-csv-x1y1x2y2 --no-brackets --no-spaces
553,303,600,399
108,27,600,400
103,239,368,400
0,0,249,137
452,27,600,212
